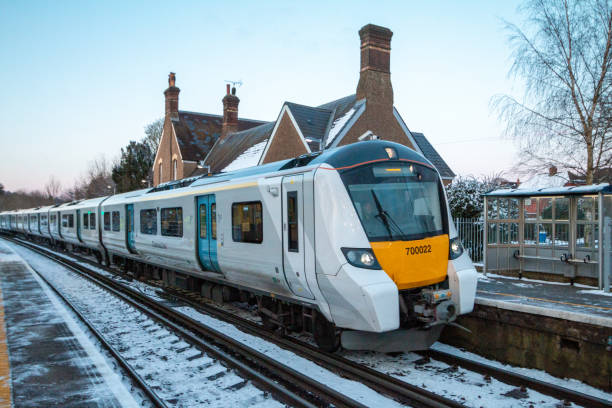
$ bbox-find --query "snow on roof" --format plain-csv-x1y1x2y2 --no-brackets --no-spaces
221,140,269,173
486,183,611,197
326,107,356,147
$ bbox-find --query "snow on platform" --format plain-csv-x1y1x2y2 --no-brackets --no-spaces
476,273,612,327
0,239,139,408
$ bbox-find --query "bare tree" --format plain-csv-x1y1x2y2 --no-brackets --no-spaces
143,118,163,186
494,0,612,184
44,176,62,201
143,118,163,158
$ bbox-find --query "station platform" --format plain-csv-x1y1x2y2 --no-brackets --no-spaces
0,239,139,407
476,272,612,327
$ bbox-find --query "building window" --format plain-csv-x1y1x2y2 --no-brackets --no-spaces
112,211,120,232
104,212,111,231
576,196,598,249
140,209,157,235
161,207,183,237
159,162,163,183
173,159,177,181
232,202,263,243
90,213,96,230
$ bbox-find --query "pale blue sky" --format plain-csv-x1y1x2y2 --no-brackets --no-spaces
0,0,523,192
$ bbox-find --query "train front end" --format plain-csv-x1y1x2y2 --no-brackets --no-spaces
314,141,477,352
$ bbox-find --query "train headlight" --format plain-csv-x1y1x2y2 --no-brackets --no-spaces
449,237,464,260
341,248,381,270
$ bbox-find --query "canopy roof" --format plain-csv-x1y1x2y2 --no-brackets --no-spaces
485,183,611,197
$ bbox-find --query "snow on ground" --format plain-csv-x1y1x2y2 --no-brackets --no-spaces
0,240,143,408
12,240,611,407
577,288,612,297
340,349,590,408
478,273,598,289
5,241,281,408
431,342,612,403
222,141,268,173
326,107,356,147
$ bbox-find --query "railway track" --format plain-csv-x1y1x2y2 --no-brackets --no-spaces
9,235,611,408
5,235,466,408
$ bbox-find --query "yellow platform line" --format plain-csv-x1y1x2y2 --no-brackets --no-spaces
0,285,11,408
477,289,612,311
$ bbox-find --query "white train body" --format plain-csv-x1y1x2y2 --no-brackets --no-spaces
1,141,478,351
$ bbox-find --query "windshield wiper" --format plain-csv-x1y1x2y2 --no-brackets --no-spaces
370,190,408,241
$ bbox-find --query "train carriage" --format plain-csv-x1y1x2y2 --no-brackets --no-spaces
3,140,478,353
48,204,63,242
68,197,109,256
37,206,53,240
100,189,149,260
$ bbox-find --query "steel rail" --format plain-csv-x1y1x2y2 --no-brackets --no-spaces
28,264,168,408
9,235,468,408
420,349,612,408
6,237,368,408
8,234,611,407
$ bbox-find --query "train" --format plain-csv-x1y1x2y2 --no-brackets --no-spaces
0,140,478,352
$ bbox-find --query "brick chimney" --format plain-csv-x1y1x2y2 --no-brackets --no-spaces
222,84,240,137
356,24,394,106
549,165,558,176
164,72,180,119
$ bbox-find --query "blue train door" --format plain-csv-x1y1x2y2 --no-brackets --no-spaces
197,195,220,273
76,210,83,242
126,204,136,253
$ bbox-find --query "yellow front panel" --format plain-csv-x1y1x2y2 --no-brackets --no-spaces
371,234,449,290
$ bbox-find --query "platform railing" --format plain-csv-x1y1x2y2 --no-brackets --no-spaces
453,217,484,264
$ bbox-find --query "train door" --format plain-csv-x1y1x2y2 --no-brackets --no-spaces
126,204,136,253
76,210,83,242
281,175,314,299
196,195,220,272
58,212,63,239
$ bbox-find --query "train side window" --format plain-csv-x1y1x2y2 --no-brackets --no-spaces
232,201,263,244
199,205,207,239
90,213,95,230
211,204,216,240
287,192,298,252
112,211,120,232
161,207,183,237
140,209,157,235
83,213,89,229
68,214,74,228
104,212,111,231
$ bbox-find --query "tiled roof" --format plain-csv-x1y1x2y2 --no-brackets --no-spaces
174,111,265,162
410,132,455,178
204,121,275,174
284,102,332,151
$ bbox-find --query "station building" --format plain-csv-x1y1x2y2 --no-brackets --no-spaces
152,24,455,186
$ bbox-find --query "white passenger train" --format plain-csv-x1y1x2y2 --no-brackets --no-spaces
0,140,478,351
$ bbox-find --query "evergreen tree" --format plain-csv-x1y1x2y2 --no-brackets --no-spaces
112,141,153,193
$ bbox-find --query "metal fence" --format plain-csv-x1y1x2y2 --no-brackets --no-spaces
454,217,484,264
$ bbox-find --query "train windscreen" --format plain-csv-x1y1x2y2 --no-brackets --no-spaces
340,162,446,241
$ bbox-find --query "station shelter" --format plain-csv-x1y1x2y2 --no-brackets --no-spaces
483,184,612,291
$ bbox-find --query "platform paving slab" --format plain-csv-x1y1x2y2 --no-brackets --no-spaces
0,240,136,407
476,272,612,325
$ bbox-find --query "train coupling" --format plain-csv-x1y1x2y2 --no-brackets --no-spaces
414,289,457,326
